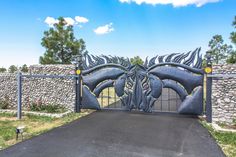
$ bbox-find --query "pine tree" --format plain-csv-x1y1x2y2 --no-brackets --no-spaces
40,17,87,64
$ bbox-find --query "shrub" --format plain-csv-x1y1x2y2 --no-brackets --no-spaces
8,65,18,73
233,119,236,126
29,100,66,113
0,96,10,109
20,64,28,73
0,67,6,73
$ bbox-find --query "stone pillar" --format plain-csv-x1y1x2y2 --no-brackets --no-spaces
212,64,236,125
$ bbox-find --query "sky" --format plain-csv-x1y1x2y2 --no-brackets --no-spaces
0,0,235,67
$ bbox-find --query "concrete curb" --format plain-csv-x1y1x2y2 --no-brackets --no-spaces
212,123,236,133
0,109,73,118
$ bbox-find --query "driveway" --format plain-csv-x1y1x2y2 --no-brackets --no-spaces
0,111,225,157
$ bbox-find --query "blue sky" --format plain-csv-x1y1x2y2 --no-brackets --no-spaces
0,0,235,67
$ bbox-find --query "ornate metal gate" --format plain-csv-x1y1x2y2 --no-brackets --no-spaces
80,48,204,115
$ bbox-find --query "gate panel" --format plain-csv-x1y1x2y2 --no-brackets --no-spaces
98,87,122,110
153,88,182,112
80,48,204,115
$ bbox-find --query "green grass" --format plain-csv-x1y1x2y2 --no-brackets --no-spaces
0,124,16,141
26,114,55,122
0,112,16,117
0,111,92,150
201,121,236,157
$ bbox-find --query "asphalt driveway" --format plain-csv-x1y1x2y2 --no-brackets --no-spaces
0,111,225,157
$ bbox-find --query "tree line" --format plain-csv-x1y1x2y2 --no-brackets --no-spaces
0,64,28,73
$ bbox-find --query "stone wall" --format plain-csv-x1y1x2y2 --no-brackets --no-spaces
1,64,236,122
0,65,76,111
0,74,17,109
212,64,236,124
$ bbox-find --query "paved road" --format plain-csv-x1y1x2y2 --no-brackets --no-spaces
0,111,225,157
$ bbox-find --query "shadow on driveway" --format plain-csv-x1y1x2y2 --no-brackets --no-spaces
0,111,225,157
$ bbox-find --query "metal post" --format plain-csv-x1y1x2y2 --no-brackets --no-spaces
160,90,163,111
206,76,212,122
75,53,83,113
168,87,170,111
75,66,79,112
78,73,82,112
114,89,116,108
101,92,104,108
17,72,22,120
206,51,212,123
108,87,110,108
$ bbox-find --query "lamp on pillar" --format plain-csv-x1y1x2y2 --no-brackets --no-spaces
204,51,213,74
78,53,83,70
206,50,212,67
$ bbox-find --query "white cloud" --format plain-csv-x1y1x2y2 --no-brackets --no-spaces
119,0,220,7
64,17,75,26
44,16,89,27
75,16,89,23
44,17,59,27
94,23,114,35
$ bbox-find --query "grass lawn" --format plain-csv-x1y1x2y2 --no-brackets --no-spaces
0,111,91,150
201,121,236,157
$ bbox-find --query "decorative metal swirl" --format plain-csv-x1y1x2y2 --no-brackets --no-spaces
82,54,131,70
145,48,202,68
82,48,202,70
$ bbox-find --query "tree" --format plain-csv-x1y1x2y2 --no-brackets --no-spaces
230,16,236,45
40,17,87,64
208,35,233,64
226,51,236,64
8,65,18,73
0,67,6,73
130,56,144,65
202,58,207,68
228,16,236,64
20,64,29,73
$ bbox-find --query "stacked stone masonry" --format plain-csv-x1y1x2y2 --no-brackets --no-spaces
0,65,76,111
212,64,236,125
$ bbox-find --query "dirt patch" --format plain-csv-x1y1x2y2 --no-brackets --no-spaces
0,117,18,121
